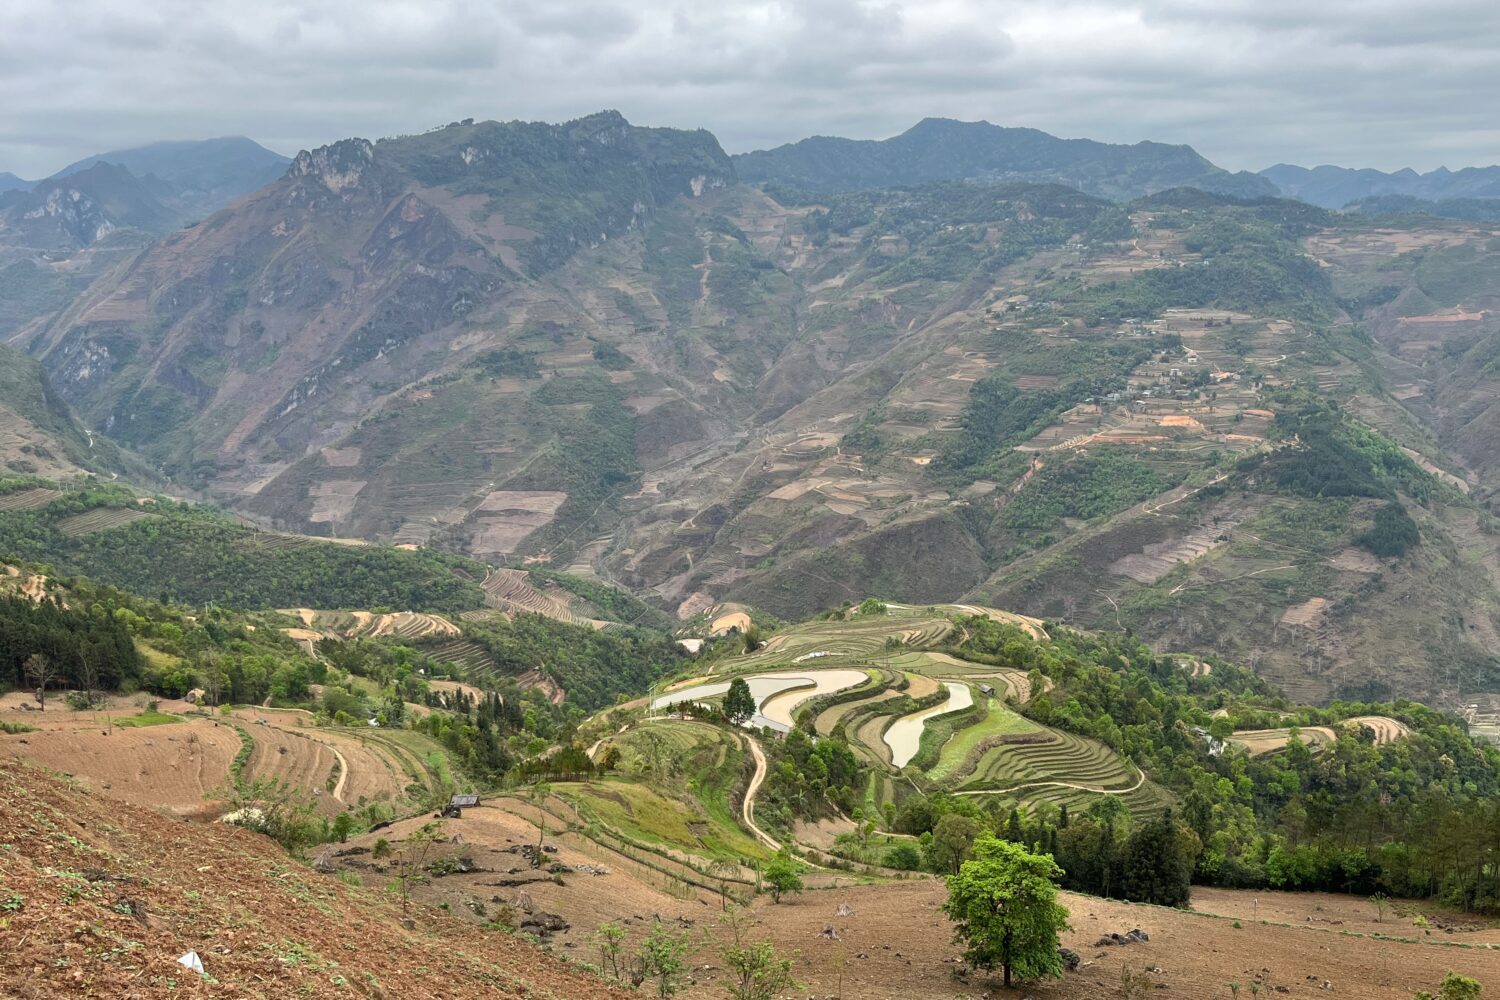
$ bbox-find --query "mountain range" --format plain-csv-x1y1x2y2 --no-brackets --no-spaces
7,111,1500,709
734,117,1278,200
1260,162,1500,208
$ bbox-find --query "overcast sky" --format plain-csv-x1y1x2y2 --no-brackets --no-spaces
5,0,1500,178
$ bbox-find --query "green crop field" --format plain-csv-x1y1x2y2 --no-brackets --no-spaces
958,728,1140,792
926,696,1041,783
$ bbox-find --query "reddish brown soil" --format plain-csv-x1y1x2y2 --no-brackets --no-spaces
672,882,1500,999
0,720,243,814
0,757,633,999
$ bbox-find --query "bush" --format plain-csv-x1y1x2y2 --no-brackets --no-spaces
65,690,108,710
882,843,923,870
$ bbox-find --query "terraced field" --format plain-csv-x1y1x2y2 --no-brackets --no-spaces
926,697,1043,783
722,606,956,673
637,601,1169,826
0,700,457,822
649,669,867,729
0,486,62,511
422,638,497,675
481,568,607,628
55,507,157,536
1233,715,1410,757
290,608,460,640
957,728,1136,790
884,681,973,768
582,720,769,862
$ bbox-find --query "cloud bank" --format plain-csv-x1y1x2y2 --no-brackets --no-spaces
4,0,1499,177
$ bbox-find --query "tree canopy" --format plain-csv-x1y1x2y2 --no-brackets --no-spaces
942,836,1070,989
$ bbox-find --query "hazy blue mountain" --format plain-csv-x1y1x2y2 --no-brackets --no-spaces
0,172,31,194
0,161,176,249
733,117,1277,201
1262,163,1500,208
54,136,290,220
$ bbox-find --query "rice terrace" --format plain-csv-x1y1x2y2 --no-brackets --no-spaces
642,602,1173,821
11,52,1500,1000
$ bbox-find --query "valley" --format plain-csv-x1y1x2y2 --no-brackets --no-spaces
5,106,1500,1000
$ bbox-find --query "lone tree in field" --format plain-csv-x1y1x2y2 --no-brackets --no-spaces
23,653,55,709
943,836,1071,989
724,678,757,726
763,850,804,903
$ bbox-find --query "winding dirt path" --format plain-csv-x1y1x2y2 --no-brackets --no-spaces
740,735,781,852
329,745,350,803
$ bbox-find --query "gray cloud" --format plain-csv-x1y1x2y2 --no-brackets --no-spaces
3,0,1499,177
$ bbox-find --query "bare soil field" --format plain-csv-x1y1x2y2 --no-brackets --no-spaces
469,489,568,555
1281,596,1330,629
0,719,242,814
1190,886,1500,942
342,805,712,943
242,723,344,813
674,882,1500,999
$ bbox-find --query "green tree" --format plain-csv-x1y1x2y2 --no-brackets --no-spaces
1118,809,1198,908
594,921,626,981
942,836,1071,989
763,850,804,903
724,678,757,726
927,813,982,874
332,812,355,844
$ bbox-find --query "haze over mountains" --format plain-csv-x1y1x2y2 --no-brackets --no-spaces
0,136,290,251
8,110,1500,707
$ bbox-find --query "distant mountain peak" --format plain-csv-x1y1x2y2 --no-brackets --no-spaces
1261,161,1500,207
733,118,1273,201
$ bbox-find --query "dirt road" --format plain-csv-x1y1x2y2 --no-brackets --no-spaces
741,735,781,851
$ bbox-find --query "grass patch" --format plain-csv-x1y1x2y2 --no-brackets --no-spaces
564,775,769,862
926,697,1041,784
113,710,183,728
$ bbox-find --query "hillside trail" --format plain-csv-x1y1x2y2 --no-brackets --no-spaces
952,762,1146,799
740,735,781,852
329,744,350,803
1142,472,1229,516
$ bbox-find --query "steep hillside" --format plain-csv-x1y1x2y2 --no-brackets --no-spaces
0,344,132,479
20,112,733,524
0,756,630,1000
735,118,1276,200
